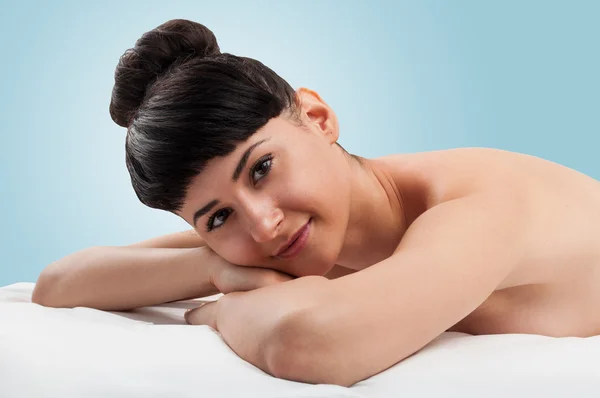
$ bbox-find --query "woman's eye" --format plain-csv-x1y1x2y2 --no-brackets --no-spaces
206,209,231,231
206,155,273,232
251,156,272,184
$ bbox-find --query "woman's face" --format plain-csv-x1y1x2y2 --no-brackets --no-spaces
178,92,351,277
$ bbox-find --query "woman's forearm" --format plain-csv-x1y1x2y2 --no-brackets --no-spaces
31,246,221,311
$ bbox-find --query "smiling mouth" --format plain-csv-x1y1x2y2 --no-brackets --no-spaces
276,219,311,259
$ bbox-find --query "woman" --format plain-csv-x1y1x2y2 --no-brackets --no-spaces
32,19,600,386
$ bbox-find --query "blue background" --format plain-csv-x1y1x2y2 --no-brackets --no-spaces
1,0,598,286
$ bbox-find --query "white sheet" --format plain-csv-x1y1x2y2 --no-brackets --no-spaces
1,282,599,397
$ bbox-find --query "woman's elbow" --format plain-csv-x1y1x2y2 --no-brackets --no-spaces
268,311,356,387
31,268,64,307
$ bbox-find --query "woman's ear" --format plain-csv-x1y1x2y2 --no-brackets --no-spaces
296,87,324,102
295,87,339,145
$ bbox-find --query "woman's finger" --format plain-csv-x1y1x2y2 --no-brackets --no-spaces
185,301,218,329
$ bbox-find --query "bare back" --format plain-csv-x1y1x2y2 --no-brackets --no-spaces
378,147,600,337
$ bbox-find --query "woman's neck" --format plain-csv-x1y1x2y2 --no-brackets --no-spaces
335,157,409,270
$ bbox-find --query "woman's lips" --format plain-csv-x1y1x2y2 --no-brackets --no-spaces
276,219,311,259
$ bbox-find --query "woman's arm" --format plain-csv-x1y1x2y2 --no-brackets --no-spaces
32,229,211,310
125,229,206,249
31,245,221,311
32,229,297,311
323,264,356,280
270,192,525,386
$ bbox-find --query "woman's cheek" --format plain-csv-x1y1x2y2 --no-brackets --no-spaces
226,241,262,266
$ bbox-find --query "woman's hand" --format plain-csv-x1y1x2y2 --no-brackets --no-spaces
207,249,296,294
184,274,328,377
185,248,329,376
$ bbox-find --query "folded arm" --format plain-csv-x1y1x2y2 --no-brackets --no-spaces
270,192,526,386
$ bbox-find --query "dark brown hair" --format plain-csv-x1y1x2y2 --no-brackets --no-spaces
109,19,353,214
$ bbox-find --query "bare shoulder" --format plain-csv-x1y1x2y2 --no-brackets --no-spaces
376,147,600,288
374,147,600,206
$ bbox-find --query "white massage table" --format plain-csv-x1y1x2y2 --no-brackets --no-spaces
1,282,599,397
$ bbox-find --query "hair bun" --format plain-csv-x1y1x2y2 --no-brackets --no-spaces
109,19,221,128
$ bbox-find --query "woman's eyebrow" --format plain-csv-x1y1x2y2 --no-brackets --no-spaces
193,137,270,227
231,138,270,182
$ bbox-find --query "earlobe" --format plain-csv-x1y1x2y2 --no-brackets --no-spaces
326,123,340,145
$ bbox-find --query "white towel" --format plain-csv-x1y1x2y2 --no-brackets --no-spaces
1,282,599,398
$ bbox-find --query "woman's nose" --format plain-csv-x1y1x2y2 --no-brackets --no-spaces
242,201,283,243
